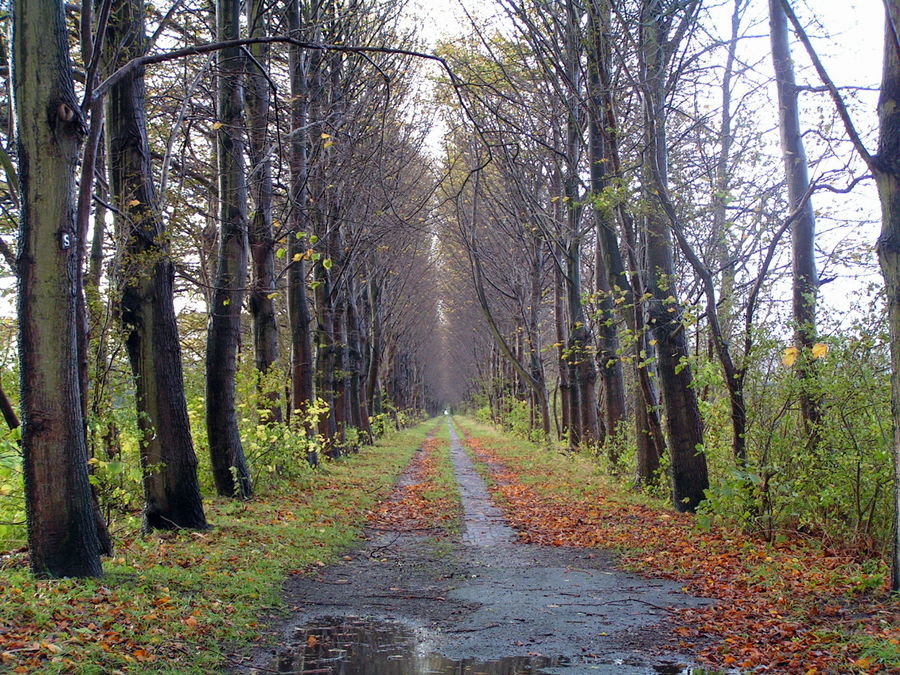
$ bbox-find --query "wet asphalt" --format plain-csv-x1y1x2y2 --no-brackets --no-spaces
245,420,715,674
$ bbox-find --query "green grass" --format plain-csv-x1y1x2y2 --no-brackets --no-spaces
0,420,439,674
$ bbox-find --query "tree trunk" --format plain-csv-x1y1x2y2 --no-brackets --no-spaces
286,0,316,438
14,0,103,577
0,374,18,431
586,0,626,459
207,0,252,499
365,265,382,418
640,0,708,512
347,280,373,441
770,0,820,443
245,0,281,424
105,0,208,529
563,0,599,449
874,0,900,593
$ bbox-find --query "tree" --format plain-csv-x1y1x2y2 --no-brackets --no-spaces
286,0,316,441
245,0,282,425
769,0,820,445
876,0,900,595
760,0,898,588
14,0,104,577
639,0,709,511
207,0,252,498
104,0,209,531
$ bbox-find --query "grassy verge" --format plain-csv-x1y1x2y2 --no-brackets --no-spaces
453,416,899,673
0,420,439,674
367,419,462,536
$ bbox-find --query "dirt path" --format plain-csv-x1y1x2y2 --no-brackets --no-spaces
245,421,713,674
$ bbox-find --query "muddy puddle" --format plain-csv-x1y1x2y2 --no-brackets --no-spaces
263,617,715,675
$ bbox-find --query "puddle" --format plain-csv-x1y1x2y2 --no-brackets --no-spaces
262,617,713,675
267,616,568,674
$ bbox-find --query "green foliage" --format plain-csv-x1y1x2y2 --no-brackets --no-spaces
0,425,24,550
695,291,893,553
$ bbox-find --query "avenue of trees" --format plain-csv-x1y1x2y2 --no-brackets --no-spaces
3,0,444,577
0,0,898,594
433,0,900,591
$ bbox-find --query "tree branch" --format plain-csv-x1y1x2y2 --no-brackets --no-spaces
778,0,875,170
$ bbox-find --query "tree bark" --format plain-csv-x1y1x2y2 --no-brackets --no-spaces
245,0,281,424
875,0,900,593
14,0,103,577
640,0,708,512
586,0,627,459
207,0,252,498
105,0,208,529
286,0,316,439
563,0,599,449
770,0,821,443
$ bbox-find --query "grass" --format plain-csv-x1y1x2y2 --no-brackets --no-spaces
0,420,438,674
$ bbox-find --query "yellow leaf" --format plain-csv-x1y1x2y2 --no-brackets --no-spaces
127,199,141,207
212,121,223,130
323,140,334,149
320,132,331,139
782,346,799,367
292,253,303,261
812,342,828,359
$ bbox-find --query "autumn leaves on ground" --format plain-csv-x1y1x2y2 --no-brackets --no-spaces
1,418,898,673
455,419,899,673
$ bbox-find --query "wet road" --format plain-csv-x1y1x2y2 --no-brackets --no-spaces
246,421,715,674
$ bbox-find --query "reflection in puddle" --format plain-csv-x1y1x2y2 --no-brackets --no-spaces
270,616,564,674
265,617,708,674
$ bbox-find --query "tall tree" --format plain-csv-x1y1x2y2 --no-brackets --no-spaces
245,0,281,424
207,0,252,498
104,0,209,530
769,0,820,443
286,0,316,437
878,0,900,594
586,0,627,458
13,0,104,576
639,0,709,511
561,0,601,449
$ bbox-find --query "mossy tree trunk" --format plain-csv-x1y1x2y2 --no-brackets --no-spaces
875,0,900,593
14,0,103,577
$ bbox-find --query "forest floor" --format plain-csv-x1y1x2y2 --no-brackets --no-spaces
240,420,712,674
0,423,434,674
242,417,899,675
